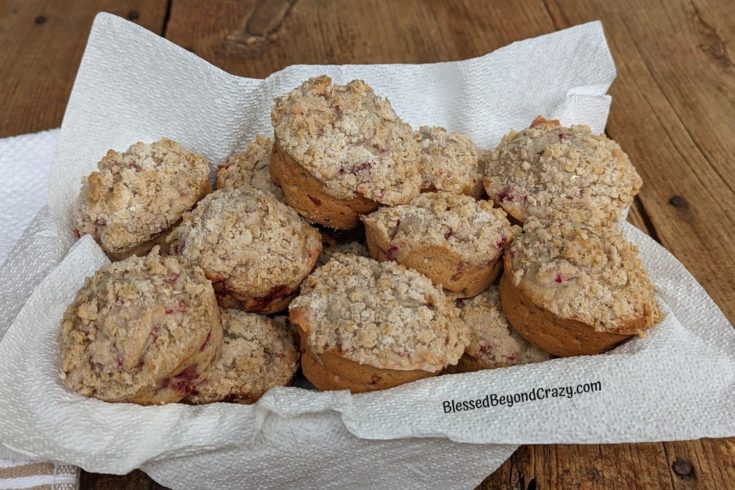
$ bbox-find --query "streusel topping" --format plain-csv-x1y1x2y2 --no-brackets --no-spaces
361,192,518,264
216,135,284,200
507,218,661,331
416,126,483,197
187,309,298,404
60,248,219,400
483,117,642,224
271,75,421,205
456,287,550,366
317,240,369,267
290,254,469,372
173,188,321,297
74,138,211,255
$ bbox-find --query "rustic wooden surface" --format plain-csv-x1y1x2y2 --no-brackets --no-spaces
1,0,733,488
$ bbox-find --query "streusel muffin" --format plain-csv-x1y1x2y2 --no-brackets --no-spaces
500,218,661,356
186,309,298,404
362,192,518,297
483,117,642,225
216,135,284,200
59,248,222,405
74,138,211,260
317,239,369,267
170,188,322,314
271,75,421,229
289,254,469,392
416,126,483,198
451,287,550,372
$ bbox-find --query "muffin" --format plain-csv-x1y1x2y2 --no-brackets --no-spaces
483,116,642,225
415,126,483,198
289,254,469,393
451,287,550,372
186,309,299,404
59,248,222,405
271,75,421,229
317,239,369,267
500,218,661,357
170,188,322,314
362,192,518,297
74,138,211,260
216,135,284,200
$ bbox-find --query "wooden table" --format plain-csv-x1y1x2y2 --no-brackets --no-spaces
2,0,733,488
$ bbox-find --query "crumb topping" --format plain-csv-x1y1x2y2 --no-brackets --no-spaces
416,126,483,197
290,254,469,372
455,287,550,366
187,309,298,404
507,218,661,331
59,248,219,401
172,188,322,298
317,240,369,267
271,75,421,205
483,117,642,224
74,138,211,255
216,135,284,200
361,192,518,264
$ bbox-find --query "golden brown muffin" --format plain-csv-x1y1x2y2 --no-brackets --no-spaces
186,309,298,404
271,75,421,229
450,287,550,372
500,218,661,356
415,126,483,198
362,192,518,297
74,138,211,260
170,188,322,314
59,248,222,405
483,116,642,226
216,134,284,201
289,254,469,392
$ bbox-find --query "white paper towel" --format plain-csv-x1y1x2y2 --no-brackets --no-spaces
1,13,733,490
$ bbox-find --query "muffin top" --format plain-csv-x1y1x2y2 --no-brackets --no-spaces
456,287,550,367
74,138,211,255
216,135,284,200
59,249,219,401
271,75,421,205
483,117,642,225
506,218,661,332
416,126,483,198
186,309,298,404
290,254,468,372
361,192,518,265
173,188,321,297
317,239,369,267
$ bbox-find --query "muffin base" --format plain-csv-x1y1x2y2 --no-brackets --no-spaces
290,309,437,393
364,222,503,297
498,264,638,357
270,138,378,230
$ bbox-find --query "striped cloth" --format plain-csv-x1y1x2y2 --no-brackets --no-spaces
0,460,78,490
1,130,80,490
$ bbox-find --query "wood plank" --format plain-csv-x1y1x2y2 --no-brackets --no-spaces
0,0,169,137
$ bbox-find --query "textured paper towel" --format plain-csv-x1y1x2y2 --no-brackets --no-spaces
1,12,733,490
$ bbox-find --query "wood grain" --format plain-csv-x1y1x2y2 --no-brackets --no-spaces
0,0,169,138
0,0,732,488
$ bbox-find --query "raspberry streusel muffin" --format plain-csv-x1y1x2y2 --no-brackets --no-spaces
170,188,322,314
74,138,211,260
186,309,298,404
500,218,661,357
416,126,483,198
216,135,284,200
483,117,642,225
59,248,222,405
362,192,518,297
271,75,421,229
451,287,550,372
289,254,469,393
